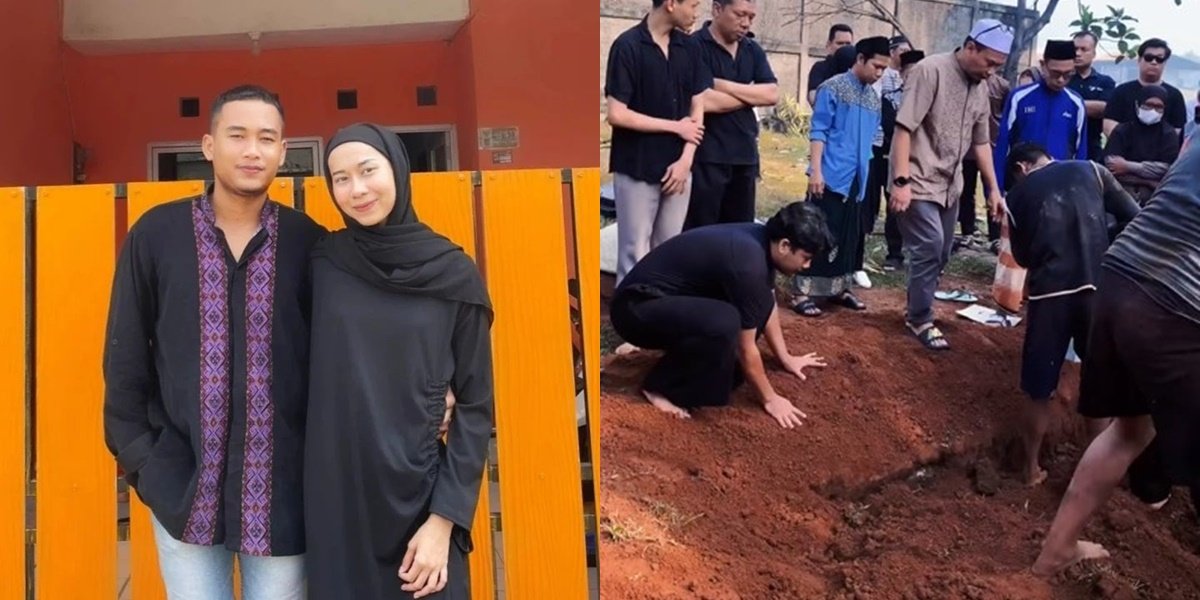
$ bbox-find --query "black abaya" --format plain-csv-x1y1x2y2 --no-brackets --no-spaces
304,123,494,600
304,262,492,599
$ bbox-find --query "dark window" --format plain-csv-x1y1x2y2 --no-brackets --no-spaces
180,97,200,118
337,89,358,110
417,86,438,107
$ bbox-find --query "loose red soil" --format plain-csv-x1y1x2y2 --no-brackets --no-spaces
600,280,1200,599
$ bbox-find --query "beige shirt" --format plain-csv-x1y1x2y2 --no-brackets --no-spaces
895,51,992,206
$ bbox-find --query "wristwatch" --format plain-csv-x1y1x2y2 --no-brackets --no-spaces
892,176,911,187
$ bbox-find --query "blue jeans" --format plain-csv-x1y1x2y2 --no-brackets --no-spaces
152,514,305,600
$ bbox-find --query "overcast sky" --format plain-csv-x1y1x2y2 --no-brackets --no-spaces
992,1,1200,58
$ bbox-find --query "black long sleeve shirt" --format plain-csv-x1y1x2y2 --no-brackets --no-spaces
1007,160,1139,300
103,192,325,556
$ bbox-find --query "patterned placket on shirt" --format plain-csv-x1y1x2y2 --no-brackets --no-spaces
184,195,278,556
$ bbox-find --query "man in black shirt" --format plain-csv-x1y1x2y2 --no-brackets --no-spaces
685,0,779,229
1033,124,1200,578
609,202,832,429
104,85,326,597
1102,38,1188,136
606,0,712,285
1067,31,1116,160
806,23,854,106
1003,143,1139,487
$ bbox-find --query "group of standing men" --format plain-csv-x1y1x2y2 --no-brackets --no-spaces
605,0,779,284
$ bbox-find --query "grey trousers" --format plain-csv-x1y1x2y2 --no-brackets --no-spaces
614,172,691,285
898,198,958,326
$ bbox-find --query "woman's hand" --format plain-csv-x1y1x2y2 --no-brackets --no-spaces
398,514,455,598
439,389,456,437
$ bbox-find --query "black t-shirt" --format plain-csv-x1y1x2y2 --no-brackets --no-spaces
1103,80,1188,130
807,57,834,105
605,18,713,184
694,24,777,165
1067,70,1116,159
617,223,776,330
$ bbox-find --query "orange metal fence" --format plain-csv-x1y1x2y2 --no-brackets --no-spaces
0,169,601,599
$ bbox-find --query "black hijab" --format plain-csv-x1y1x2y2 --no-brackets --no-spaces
316,123,492,319
1125,84,1180,163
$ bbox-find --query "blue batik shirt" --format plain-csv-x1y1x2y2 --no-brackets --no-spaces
810,71,881,202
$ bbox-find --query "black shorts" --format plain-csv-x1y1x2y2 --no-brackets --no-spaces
1079,268,1200,487
1021,291,1093,401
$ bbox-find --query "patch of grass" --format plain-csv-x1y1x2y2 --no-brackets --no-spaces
645,499,705,532
600,514,656,544
944,248,997,282
756,130,810,220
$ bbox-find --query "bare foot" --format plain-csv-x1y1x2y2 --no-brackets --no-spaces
615,343,641,356
1031,540,1110,577
642,390,691,419
1024,467,1048,487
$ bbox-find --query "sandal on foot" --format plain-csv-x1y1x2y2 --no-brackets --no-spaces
934,289,980,303
790,297,823,317
908,322,950,351
833,291,867,311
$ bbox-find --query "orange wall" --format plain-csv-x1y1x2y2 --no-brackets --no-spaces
3,3,598,186
0,1,74,186
462,0,598,170
450,23,481,172
65,41,466,184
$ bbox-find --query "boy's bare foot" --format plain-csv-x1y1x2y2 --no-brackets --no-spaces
1024,467,1048,487
642,390,690,419
1031,540,1110,577
615,342,641,356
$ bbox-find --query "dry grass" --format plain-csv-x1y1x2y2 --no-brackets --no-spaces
644,498,705,532
600,513,656,544
756,130,811,219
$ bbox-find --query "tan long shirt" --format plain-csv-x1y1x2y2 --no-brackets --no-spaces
895,51,992,206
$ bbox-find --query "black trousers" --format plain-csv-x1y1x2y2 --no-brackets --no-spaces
1079,269,1200,505
957,159,1000,241
684,162,758,230
609,290,744,408
857,150,888,269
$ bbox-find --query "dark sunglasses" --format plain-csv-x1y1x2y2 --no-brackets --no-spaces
1142,54,1168,64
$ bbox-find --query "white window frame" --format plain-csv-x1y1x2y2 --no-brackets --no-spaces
385,124,459,172
146,136,325,181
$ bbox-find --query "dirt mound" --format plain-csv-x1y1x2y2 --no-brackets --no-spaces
600,284,1200,599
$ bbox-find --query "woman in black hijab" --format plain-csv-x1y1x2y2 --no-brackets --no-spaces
1104,84,1181,205
304,123,494,600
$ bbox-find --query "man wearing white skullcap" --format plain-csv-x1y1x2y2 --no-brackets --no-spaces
888,18,1012,351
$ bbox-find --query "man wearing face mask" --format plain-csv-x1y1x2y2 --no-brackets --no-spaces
992,40,1088,193
1103,84,1181,205
1102,39,1188,136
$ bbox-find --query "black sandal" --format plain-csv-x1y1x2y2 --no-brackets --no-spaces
833,291,867,311
909,323,950,351
790,296,823,317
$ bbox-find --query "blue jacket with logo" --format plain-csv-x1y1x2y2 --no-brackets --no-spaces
994,81,1088,191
